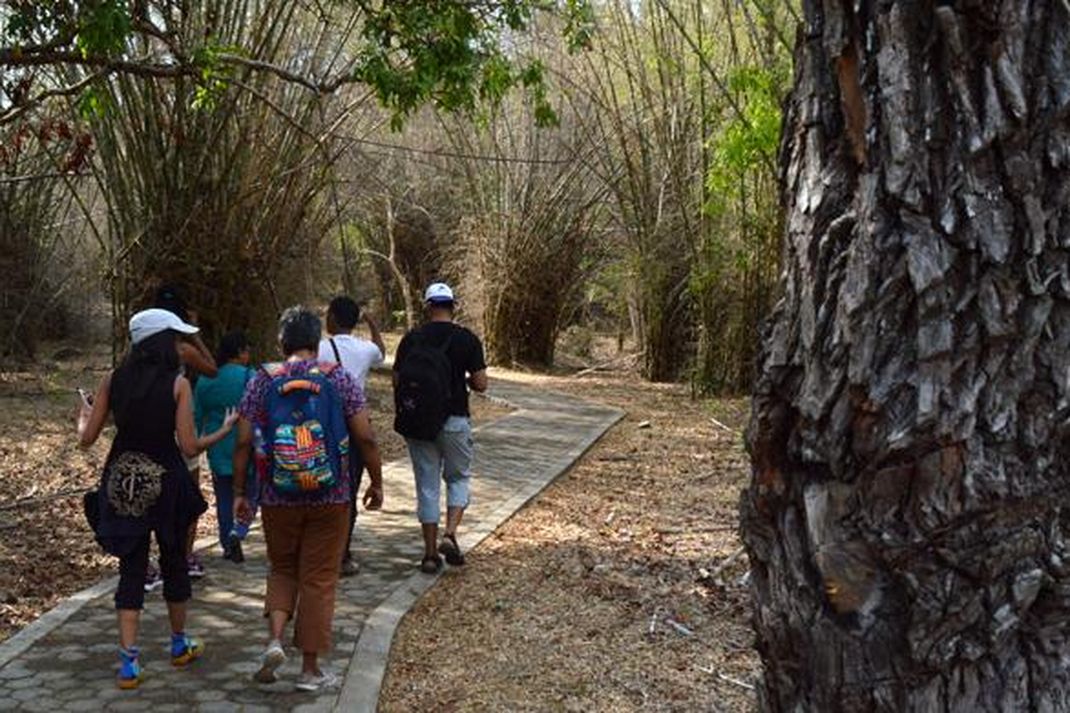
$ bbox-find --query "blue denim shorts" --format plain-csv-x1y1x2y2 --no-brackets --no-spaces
406,416,474,524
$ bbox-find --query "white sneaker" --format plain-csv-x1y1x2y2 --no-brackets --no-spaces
254,640,286,683
295,669,339,692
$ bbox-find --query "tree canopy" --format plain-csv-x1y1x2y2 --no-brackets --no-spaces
0,0,594,126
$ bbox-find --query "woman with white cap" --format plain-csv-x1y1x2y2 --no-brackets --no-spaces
77,308,238,689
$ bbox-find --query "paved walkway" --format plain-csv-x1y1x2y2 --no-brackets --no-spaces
0,378,622,712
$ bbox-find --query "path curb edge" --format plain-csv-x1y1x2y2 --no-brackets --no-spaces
335,404,625,712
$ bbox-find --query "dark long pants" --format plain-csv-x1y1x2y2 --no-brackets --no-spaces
343,448,365,562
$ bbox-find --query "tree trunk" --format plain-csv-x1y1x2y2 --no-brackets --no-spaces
742,2,1070,710
385,198,417,331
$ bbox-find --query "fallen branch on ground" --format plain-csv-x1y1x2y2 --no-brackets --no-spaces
0,487,91,511
664,616,694,637
573,351,644,378
698,546,747,584
654,525,737,535
716,672,756,691
709,417,740,435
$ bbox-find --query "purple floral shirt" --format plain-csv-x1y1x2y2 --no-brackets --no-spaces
238,360,365,507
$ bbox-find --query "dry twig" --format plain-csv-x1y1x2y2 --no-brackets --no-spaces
573,351,643,378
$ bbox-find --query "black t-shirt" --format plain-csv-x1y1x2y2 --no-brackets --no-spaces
395,321,487,417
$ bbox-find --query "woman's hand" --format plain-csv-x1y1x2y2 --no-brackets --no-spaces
221,407,239,432
234,495,253,525
77,398,93,430
363,481,384,511
77,373,111,448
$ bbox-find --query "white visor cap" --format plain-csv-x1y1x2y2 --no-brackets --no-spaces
129,308,199,345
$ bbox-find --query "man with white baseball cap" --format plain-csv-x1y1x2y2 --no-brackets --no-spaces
423,282,454,303
130,308,200,344
393,282,488,574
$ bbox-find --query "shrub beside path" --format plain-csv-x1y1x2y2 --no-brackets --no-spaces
0,378,623,712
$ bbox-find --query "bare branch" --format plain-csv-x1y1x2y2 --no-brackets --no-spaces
216,53,325,93
0,70,109,126
0,171,91,185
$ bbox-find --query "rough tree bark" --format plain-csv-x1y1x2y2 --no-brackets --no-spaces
742,1,1070,710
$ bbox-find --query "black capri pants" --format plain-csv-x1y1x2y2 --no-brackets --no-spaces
115,532,191,610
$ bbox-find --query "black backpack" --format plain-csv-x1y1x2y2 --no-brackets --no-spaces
393,329,455,441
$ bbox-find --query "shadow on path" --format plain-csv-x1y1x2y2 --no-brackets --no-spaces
0,377,623,713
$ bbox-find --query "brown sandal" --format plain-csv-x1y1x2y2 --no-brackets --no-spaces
419,555,443,574
439,534,465,566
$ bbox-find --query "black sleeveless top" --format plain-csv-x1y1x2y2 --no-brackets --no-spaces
94,369,207,557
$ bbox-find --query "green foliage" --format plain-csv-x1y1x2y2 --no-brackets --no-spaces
76,86,107,119
190,40,241,111
692,58,791,394
75,0,131,57
562,0,597,52
706,64,786,213
5,3,71,44
352,1,588,129
2,1,594,128
3,1,130,55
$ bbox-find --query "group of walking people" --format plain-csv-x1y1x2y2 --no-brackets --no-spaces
76,281,487,691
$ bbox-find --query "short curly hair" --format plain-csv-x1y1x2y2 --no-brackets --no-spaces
278,306,322,355
328,296,361,330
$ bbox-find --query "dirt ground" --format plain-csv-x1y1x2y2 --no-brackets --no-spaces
379,369,758,712
0,343,503,643
0,335,760,712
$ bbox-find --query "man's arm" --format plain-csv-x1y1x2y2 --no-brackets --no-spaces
178,335,218,377
467,334,489,392
348,411,384,510
363,313,387,361
468,370,488,393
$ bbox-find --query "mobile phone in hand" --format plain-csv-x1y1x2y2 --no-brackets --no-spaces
77,388,93,407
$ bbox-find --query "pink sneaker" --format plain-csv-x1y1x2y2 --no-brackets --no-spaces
187,554,205,579
144,566,163,592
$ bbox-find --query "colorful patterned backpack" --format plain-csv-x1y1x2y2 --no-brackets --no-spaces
261,362,349,496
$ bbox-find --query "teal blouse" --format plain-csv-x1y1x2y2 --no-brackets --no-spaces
194,362,252,476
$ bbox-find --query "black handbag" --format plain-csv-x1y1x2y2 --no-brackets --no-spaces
83,489,100,533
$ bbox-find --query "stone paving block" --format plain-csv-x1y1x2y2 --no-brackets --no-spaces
14,698,54,713
53,650,89,663
0,665,32,681
197,703,242,713
138,675,168,691
7,675,39,691
56,687,91,702
196,688,229,702
0,378,622,712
